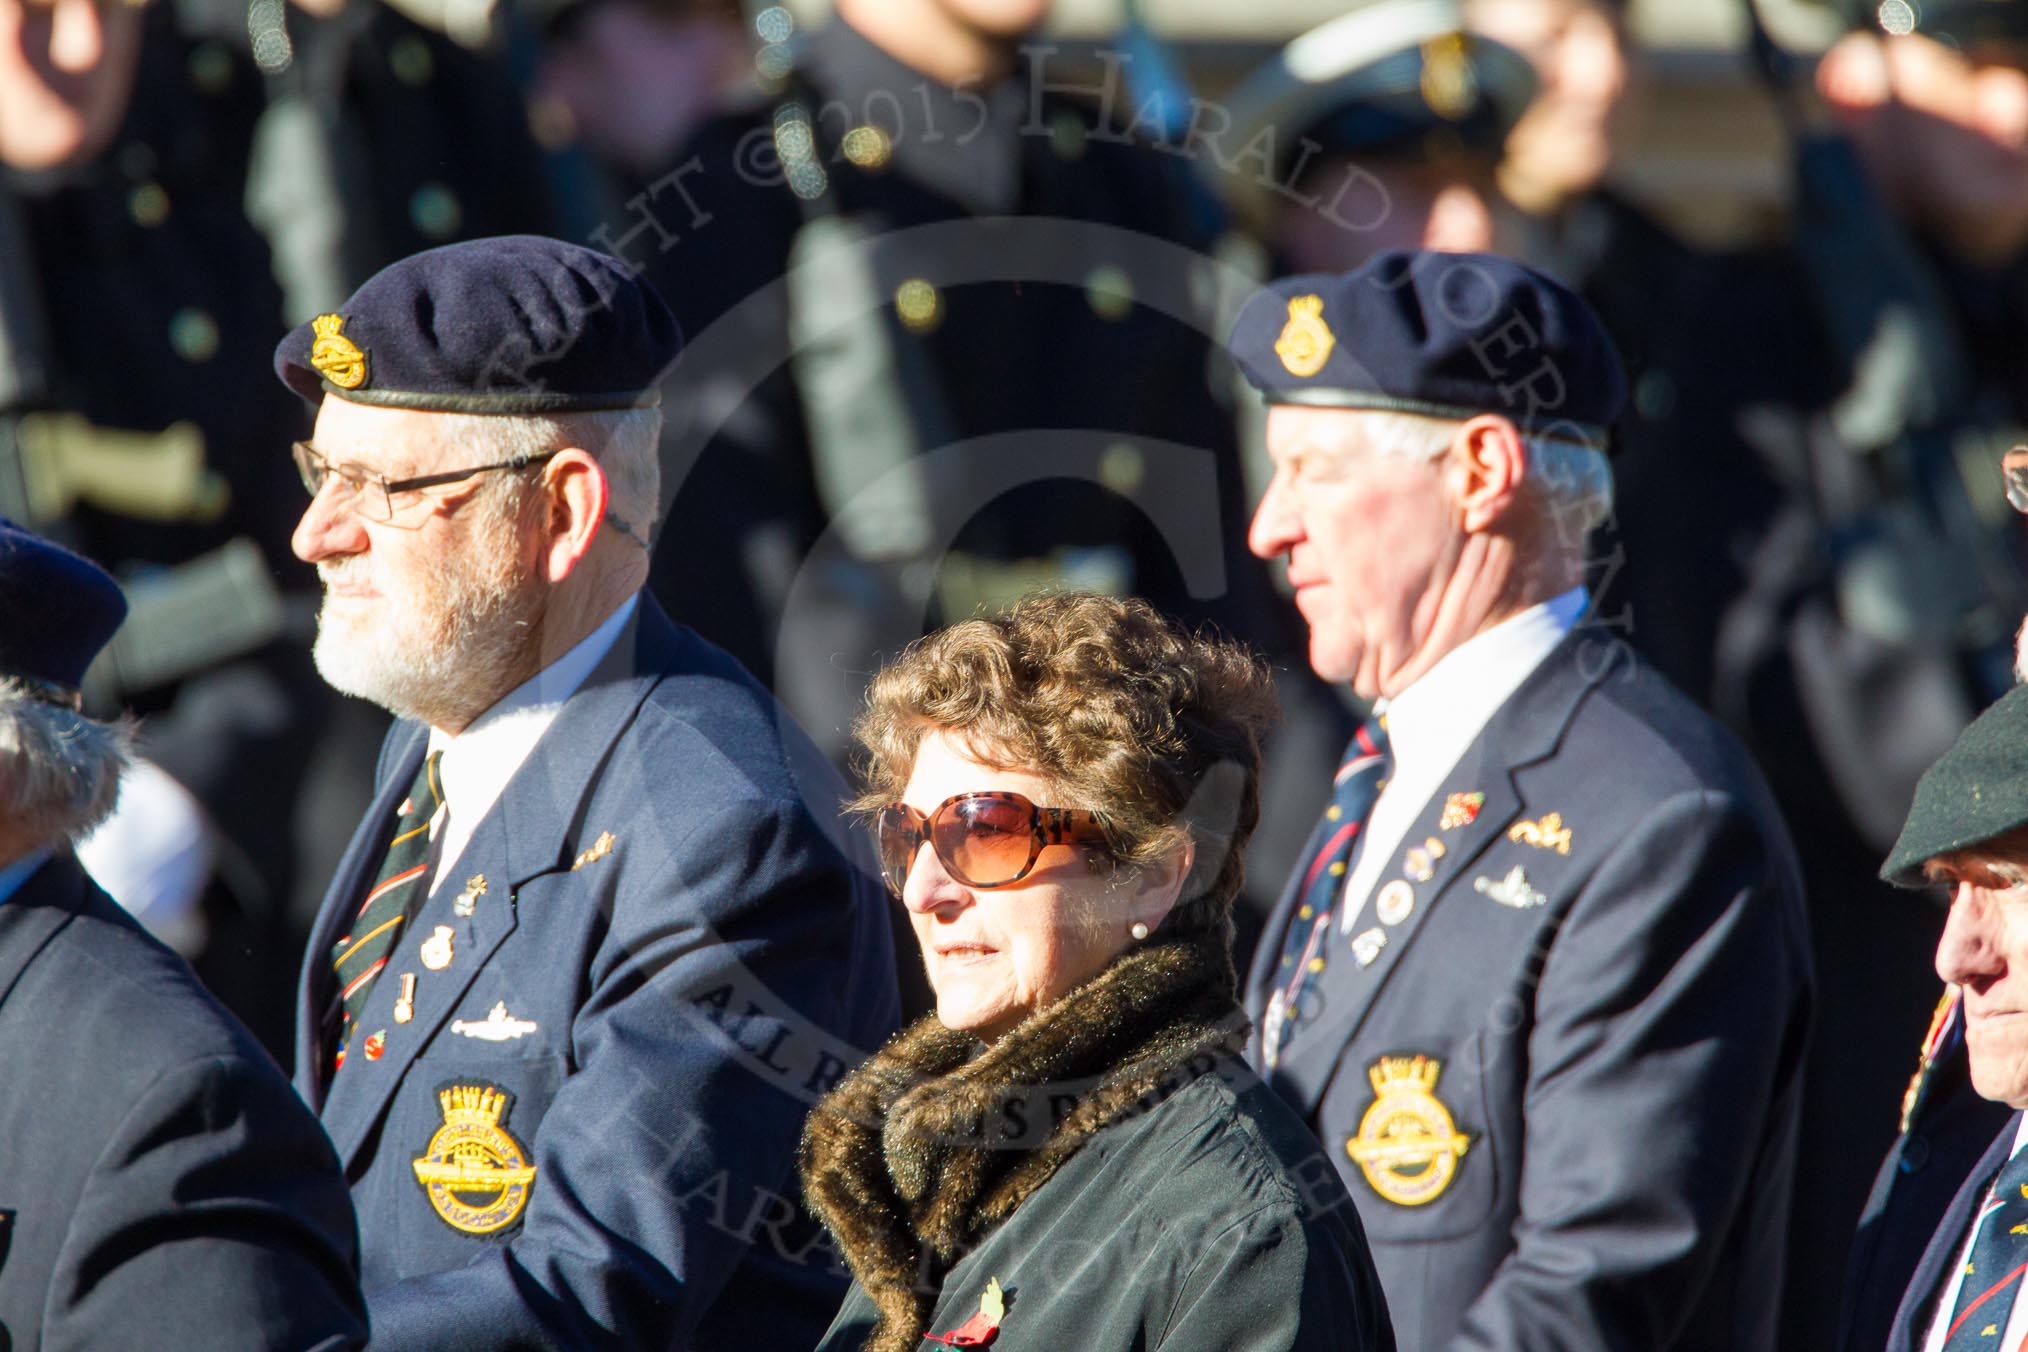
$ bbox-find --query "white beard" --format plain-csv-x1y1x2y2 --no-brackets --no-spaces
2016,612,2028,686
312,515,542,729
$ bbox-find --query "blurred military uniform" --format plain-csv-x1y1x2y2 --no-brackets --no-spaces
639,14,1278,753
247,0,568,324
1,0,342,1047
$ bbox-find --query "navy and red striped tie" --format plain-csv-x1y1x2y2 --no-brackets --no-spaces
329,750,442,1068
1260,717,1390,1068
1941,1148,2028,1348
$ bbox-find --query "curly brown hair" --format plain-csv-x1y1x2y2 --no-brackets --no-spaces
851,593,1280,937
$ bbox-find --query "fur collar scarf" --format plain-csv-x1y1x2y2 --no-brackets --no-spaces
800,930,1245,1352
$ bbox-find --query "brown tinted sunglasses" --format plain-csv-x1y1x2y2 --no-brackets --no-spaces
874,791,1112,897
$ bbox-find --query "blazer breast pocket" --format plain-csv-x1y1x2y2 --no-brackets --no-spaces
392,1051,566,1271
1322,1028,1500,1242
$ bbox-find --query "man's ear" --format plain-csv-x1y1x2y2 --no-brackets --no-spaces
538,448,609,583
1452,415,1528,533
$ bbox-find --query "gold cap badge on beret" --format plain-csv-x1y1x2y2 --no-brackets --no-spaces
1420,32,1478,121
309,313,368,390
1275,294,1335,378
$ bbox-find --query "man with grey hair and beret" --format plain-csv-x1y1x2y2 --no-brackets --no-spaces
1877,683,2028,1351
275,234,899,1348
0,519,367,1349
1235,248,1813,1349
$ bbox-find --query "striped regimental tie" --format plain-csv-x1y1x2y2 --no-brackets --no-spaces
1941,1147,2028,1348
329,750,443,1069
1260,716,1391,1069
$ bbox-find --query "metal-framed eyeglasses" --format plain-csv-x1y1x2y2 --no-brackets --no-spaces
291,440,558,522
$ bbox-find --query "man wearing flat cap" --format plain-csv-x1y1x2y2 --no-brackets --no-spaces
275,234,899,1348
1876,684,2028,1351
0,520,366,1349
1236,249,1813,1349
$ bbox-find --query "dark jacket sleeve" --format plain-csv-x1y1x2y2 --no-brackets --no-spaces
1161,1206,1394,1352
48,1052,368,1352
1453,787,1810,1350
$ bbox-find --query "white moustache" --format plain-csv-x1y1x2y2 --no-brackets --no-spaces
318,561,368,587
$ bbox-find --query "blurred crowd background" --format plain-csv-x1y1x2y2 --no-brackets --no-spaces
7,0,2027,1342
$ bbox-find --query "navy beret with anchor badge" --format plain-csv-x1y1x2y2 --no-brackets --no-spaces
1229,248,1628,447
0,518,126,710
274,235,684,414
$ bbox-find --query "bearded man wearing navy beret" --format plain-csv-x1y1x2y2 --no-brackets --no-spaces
275,235,899,1348
1235,249,1813,1350
0,521,366,1349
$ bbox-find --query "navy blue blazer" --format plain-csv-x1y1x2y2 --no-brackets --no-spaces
293,596,900,1349
1885,1113,2023,1351
1247,630,1813,1351
0,854,366,1350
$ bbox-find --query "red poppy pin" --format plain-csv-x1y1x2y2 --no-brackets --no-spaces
1439,792,1486,831
925,1277,1005,1346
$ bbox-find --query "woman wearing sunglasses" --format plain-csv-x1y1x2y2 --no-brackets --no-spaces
800,593,1395,1352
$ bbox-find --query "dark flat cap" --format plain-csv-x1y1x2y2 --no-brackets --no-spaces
0,519,125,707
275,235,683,414
1230,249,1627,444
1883,683,2028,885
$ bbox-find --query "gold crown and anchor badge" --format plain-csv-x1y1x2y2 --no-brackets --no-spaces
412,1084,537,1235
1346,1055,1474,1207
1275,295,1336,378
309,314,369,391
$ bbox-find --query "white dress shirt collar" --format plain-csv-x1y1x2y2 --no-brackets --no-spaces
1379,586,1589,784
1341,587,1586,933
422,594,637,892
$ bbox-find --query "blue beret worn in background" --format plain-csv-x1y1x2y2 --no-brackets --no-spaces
274,235,683,414
1230,248,1627,444
0,518,126,703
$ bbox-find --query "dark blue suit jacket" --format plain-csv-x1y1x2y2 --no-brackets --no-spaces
0,854,366,1350
1246,631,1813,1351
1885,1113,2023,1351
293,596,900,1349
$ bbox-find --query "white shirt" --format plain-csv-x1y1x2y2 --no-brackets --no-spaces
1341,587,1586,934
1923,1112,2028,1352
422,595,636,894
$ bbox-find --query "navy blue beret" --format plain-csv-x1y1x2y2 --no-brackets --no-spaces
275,235,683,414
0,519,125,705
1230,249,1626,444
